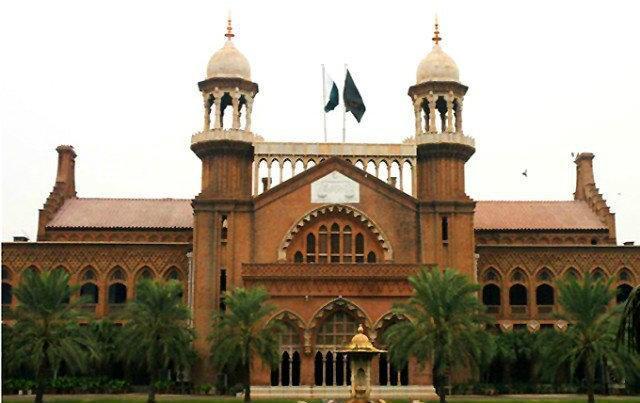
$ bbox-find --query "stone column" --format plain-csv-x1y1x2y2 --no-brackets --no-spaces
245,95,253,132
413,97,422,136
278,159,283,185
322,357,326,386
332,355,336,386
446,91,455,133
288,354,293,386
386,360,390,386
278,357,283,386
231,88,241,130
342,356,347,385
203,94,211,132
267,161,272,188
213,89,223,129
253,161,259,196
427,92,437,133
455,97,463,133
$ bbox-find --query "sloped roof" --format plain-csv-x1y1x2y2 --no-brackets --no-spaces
46,198,606,232
46,198,193,229
474,200,607,231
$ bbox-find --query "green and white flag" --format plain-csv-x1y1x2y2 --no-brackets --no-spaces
323,70,339,112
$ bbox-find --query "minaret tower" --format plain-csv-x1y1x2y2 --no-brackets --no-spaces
409,19,477,276
190,16,258,382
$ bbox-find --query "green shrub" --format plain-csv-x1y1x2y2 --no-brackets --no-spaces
194,383,213,395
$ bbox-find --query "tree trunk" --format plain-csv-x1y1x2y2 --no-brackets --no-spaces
432,362,446,403
244,358,251,403
148,371,158,403
34,381,44,403
586,360,596,403
34,359,48,403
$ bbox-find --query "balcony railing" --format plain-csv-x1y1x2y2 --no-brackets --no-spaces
485,305,500,315
537,305,554,318
510,305,528,318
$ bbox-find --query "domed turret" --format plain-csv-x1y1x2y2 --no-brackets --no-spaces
206,19,251,80
416,43,459,84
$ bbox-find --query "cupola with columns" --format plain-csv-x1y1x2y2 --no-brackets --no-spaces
193,16,260,144
410,19,476,278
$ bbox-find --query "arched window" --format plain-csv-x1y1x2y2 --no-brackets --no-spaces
294,251,303,263
306,233,316,263
482,284,501,306
366,251,376,263
330,223,341,263
536,267,554,282
536,284,554,305
591,267,606,280
270,322,302,387
510,268,527,283
165,267,181,281
137,267,154,281
314,351,323,386
564,267,580,279
82,268,96,281
315,311,357,386
80,283,99,304
110,268,126,282
483,268,500,282
2,283,12,305
343,226,353,263
355,233,365,263
617,284,633,304
509,284,528,306
618,268,632,282
318,225,328,263
108,283,127,304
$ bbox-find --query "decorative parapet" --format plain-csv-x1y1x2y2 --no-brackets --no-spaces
253,141,416,158
191,128,263,145
414,132,475,148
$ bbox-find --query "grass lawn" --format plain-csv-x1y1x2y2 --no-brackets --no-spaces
3,396,640,403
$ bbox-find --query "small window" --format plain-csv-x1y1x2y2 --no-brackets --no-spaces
330,223,340,263
1,267,10,281
366,251,376,263
355,233,365,263
221,215,228,241
294,251,303,263
318,225,328,263
591,238,598,245
306,233,316,263
2,283,12,305
343,226,352,263
110,268,125,281
80,283,99,304
166,268,180,280
441,216,449,242
82,268,96,281
220,269,227,293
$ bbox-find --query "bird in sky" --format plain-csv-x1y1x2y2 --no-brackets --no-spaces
522,169,528,178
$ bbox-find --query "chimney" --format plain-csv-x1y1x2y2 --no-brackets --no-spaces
388,176,397,187
37,145,78,240
13,236,29,242
574,152,595,201
55,145,77,198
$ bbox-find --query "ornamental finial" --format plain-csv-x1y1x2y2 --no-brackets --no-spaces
432,15,441,45
225,12,235,40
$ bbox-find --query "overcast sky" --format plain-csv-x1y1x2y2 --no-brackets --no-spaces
1,0,639,243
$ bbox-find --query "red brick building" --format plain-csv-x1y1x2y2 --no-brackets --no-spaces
2,20,638,396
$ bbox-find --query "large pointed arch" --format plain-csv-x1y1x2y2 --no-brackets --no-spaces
309,297,371,330
278,204,393,261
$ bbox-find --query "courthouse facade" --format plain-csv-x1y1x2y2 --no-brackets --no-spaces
2,19,639,392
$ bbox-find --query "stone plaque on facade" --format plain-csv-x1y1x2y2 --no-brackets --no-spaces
311,171,359,203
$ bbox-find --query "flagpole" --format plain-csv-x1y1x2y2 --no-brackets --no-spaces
342,63,347,143
322,64,327,142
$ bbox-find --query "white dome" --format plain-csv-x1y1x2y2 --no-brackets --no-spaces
206,39,251,80
416,44,459,84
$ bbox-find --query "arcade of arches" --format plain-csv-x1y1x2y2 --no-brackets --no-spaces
268,307,410,387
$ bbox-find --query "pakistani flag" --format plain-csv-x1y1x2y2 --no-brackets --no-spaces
343,69,366,122
323,71,339,112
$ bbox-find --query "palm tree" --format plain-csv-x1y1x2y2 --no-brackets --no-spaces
209,287,282,402
537,275,640,403
384,268,492,403
118,279,194,403
88,319,121,377
617,285,640,353
8,269,96,403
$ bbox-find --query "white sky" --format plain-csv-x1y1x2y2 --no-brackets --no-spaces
1,0,639,244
